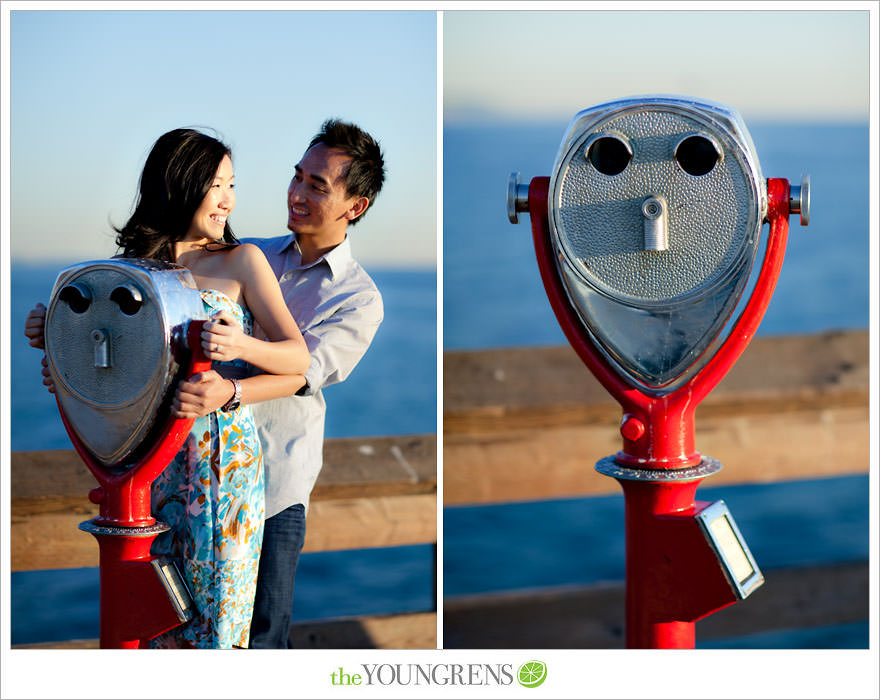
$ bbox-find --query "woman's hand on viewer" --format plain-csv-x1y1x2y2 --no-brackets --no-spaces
201,310,248,363
41,356,56,394
173,370,236,418
24,303,56,393
24,303,47,349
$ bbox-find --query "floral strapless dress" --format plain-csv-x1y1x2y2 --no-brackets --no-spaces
151,289,264,649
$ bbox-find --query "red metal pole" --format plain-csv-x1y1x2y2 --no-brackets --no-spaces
91,526,183,648
529,177,792,648
623,477,703,649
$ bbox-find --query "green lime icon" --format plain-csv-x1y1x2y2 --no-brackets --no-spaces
517,660,547,688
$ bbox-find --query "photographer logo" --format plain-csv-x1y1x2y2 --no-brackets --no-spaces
517,660,547,688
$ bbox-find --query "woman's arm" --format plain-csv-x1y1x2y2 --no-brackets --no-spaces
201,243,310,375
173,370,306,418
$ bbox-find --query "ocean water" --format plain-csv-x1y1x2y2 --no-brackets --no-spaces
443,121,869,347
9,265,437,451
442,120,870,648
9,264,437,645
444,476,870,649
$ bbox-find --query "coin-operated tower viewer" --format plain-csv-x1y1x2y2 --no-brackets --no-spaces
508,95,810,649
43,258,212,649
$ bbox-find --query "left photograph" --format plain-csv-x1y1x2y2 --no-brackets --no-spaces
8,9,437,649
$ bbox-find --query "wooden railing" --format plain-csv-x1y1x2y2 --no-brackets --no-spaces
443,330,869,647
11,434,437,649
11,330,870,649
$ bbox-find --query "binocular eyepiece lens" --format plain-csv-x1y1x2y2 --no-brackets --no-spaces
59,283,92,314
110,284,144,316
586,134,633,176
674,134,721,176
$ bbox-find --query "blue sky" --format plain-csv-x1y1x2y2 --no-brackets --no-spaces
7,9,437,267
444,9,871,124
4,8,873,266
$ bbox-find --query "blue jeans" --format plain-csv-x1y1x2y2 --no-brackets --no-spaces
249,503,306,649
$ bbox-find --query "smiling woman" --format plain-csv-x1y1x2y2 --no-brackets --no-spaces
114,129,241,262
120,129,311,649
187,155,236,242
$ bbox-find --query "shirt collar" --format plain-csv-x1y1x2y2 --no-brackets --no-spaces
283,234,352,280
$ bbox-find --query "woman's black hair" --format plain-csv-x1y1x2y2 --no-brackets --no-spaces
114,128,238,261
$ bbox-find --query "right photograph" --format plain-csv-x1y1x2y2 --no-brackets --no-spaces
442,10,870,650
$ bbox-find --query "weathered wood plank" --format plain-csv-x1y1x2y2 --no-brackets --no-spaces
314,434,437,500
444,332,868,505
444,406,868,505
10,510,101,572
11,492,436,571
444,330,868,432
303,494,436,553
11,434,436,509
11,434,437,571
443,560,868,648
12,611,437,650
291,611,436,649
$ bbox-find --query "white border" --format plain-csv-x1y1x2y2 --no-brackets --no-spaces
435,8,445,652
2,3,878,700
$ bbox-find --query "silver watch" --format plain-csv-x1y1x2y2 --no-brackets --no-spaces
221,378,242,412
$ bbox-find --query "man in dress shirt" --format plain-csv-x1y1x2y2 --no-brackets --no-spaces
173,119,385,648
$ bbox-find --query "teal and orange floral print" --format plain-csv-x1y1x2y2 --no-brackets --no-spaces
151,290,265,649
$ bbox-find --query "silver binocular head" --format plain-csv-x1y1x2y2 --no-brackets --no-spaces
547,95,767,390
44,258,206,469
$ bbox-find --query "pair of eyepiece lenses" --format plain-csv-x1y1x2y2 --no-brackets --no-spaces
59,283,143,316
586,133,721,177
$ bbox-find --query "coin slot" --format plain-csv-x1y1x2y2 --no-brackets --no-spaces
91,329,111,368
110,284,144,316
58,283,92,314
585,134,633,176
674,134,721,176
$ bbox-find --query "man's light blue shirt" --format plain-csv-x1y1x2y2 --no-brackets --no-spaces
243,234,383,517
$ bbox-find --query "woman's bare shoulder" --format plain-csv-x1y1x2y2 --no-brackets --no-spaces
225,241,259,257
226,242,270,265
224,243,274,285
